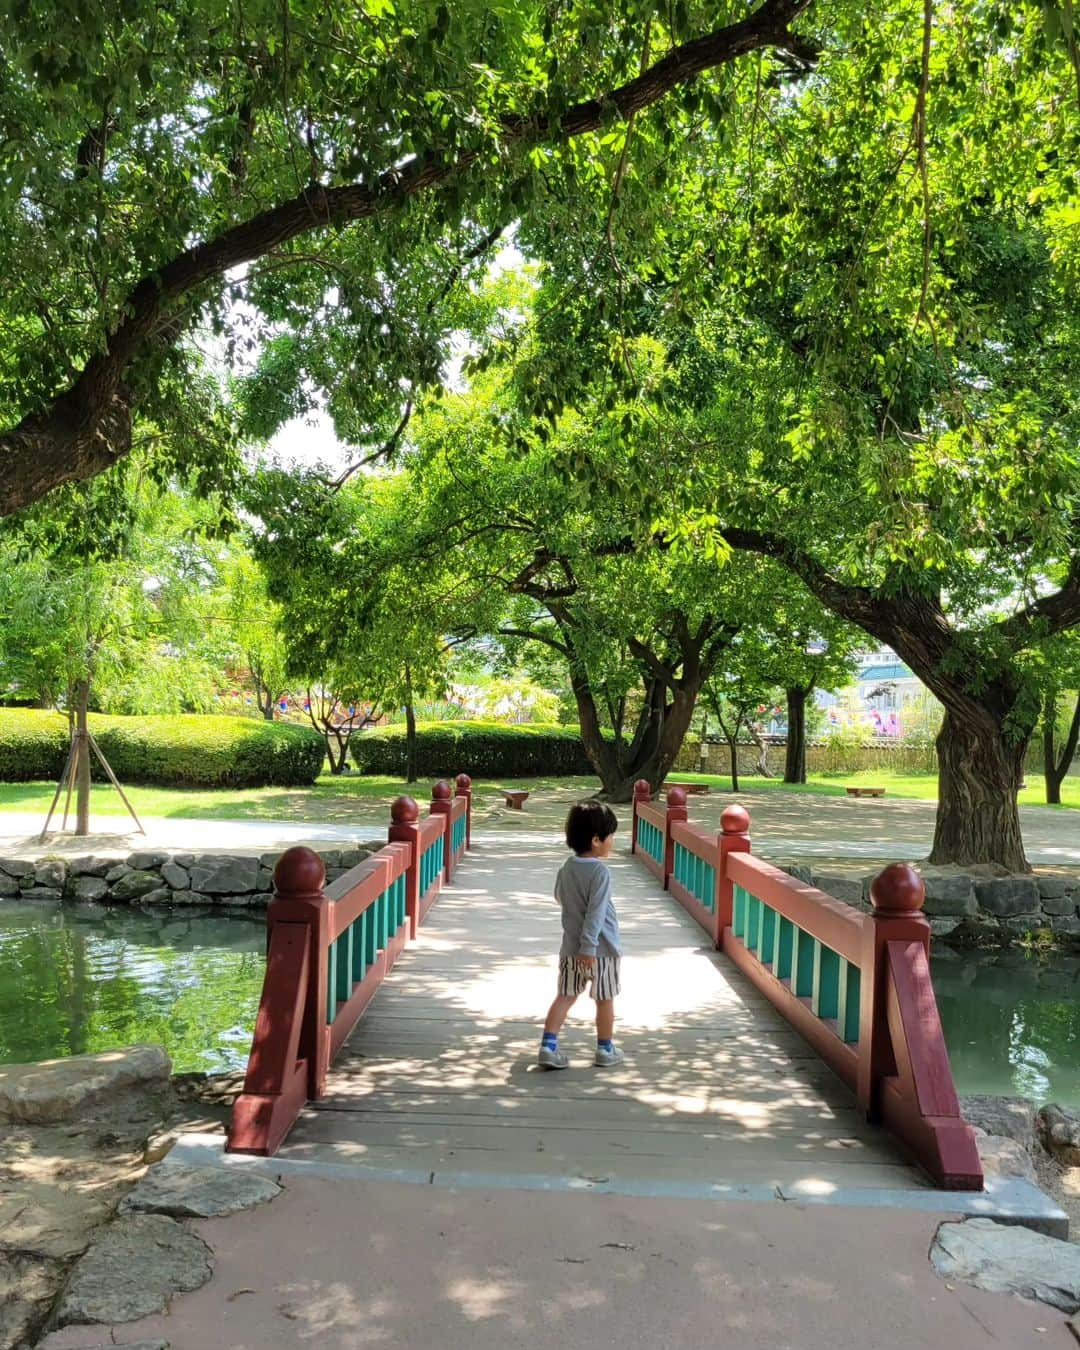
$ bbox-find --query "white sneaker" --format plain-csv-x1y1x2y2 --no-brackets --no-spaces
538,1045,569,1070
594,1045,625,1068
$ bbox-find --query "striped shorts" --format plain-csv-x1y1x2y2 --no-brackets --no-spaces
557,955,621,1002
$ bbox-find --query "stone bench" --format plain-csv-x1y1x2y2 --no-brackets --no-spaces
664,782,711,795
845,787,886,798
503,790,530,810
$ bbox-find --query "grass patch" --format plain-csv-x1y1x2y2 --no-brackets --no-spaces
0,765,1076,823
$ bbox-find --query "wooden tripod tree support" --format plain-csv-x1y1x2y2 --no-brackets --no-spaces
39,722,145,842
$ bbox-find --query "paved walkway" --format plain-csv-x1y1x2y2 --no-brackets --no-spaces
4,784,1079,864
40,836,1073,1349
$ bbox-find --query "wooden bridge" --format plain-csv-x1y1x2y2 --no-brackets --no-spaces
221,777,994,1200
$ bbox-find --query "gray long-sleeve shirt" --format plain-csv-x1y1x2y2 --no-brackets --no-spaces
555,856,622,959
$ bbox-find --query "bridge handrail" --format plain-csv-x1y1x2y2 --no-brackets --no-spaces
629,780,982,1191
228,775,472,1158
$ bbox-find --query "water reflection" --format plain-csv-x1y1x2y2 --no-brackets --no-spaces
931,947,1080,1106
0,898,264,1072
1,899,1077,1104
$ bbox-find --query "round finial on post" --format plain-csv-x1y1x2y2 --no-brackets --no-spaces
666,786,688,807
432,779,451,801
273,845,326,896
634,779,652,800
391,794,420,825
869,864,925,916
455,773,472,793
721,804,751,835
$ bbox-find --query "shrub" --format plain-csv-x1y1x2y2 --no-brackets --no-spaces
350,720,597,778
0,709,68,781
0,710,325,786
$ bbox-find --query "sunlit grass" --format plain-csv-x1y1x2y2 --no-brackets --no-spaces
0,764,1075,821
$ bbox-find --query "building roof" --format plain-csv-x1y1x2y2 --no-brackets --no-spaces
857,662,914,683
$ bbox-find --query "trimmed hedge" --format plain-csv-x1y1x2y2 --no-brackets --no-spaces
0,710,325,787
350,720,596,778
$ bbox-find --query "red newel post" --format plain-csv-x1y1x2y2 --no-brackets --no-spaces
455,773,472,849
663,786,688,888
716,804,751,949
631,779,651,854
431,779,453,880
272,846,331,1099
389,794,422,938
857,863,929,1119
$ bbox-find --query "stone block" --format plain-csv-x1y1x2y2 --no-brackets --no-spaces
975,876,1041,917
169,889,210,906
1004,916,1047,938
160,862,189,889
57,1213,211,1325
138,888,173,906
127,850,169,870
0,872,20,896
783,863,813,885
25,888,63,902
109,870,160,902
256,866,274,891
922,873,977,916
0,1045,170,1123
105,862,131,882
928,918,961,940
173,852,195,867
120,1163,280,1218
811,872,864,905
325,866,349,883
931,1217,1080,1312
69,875,109,902
1051,915,1080,936
1041,894,1078,916
259,851,283,869
0,858,33,877
248,892,274,907
18,873,37,890
340,847,370,868
316,849,341,869
1037,874,1071,900
188,855,259,895
961,1094,1036,1152
972,1127,1037,1183
68,855,110,876
34,859,67,889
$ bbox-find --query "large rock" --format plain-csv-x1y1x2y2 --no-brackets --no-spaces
930,1217,1080,1312
1041,894,1078,916
975,876,1041,917
120,1163,281,1218
109,870,161,902
811,872,864,905
188,854,259,894
0,1253,64,1350
68,855,111,877
922,873,977,916
0,858,33,878
26,887,63,903
137,887,173,906
340,847,370,868
1037,874,1072,900
68,875,110,902
971,1127,1037,1182
0,872,19,896
961,1095,1036,1153
1052,915,1080,936
160,861,189,889
58,1213,212,1326
127,850,170,870
0,1045,171,1124
105,862,131,882
35,859,67,889
1038,1104,1080,1166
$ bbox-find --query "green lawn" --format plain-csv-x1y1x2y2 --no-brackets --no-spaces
0,765,1076,822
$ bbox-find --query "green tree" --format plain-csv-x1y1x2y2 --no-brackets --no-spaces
217,553,290,721
0,0,815,513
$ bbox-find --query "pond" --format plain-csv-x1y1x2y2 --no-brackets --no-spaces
0,899,1078,1104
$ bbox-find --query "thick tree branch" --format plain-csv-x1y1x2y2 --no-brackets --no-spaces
0,0,815,515
499,625,572,657
996,555,1080,648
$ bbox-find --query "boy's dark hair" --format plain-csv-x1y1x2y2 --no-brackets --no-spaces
565,800,618,854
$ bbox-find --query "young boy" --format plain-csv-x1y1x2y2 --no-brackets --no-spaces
538,801,624,1070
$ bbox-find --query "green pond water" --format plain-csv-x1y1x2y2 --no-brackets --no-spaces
0,899,1077,1104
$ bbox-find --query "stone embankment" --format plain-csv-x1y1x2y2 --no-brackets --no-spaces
781,862,1080,945
0,846,373,908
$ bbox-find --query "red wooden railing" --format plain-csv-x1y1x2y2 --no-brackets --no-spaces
630,782,983,1191
228,777,472,1156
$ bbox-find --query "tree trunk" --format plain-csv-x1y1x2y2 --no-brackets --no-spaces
1044,689,1080,806
929,709,1030,872
404,666,418,783
574,671,700,802
74,681,91,837
727,735,740,793
784,686,808,784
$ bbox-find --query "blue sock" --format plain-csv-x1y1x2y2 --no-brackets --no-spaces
541,1032,558,1051
597,1038,613,1053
